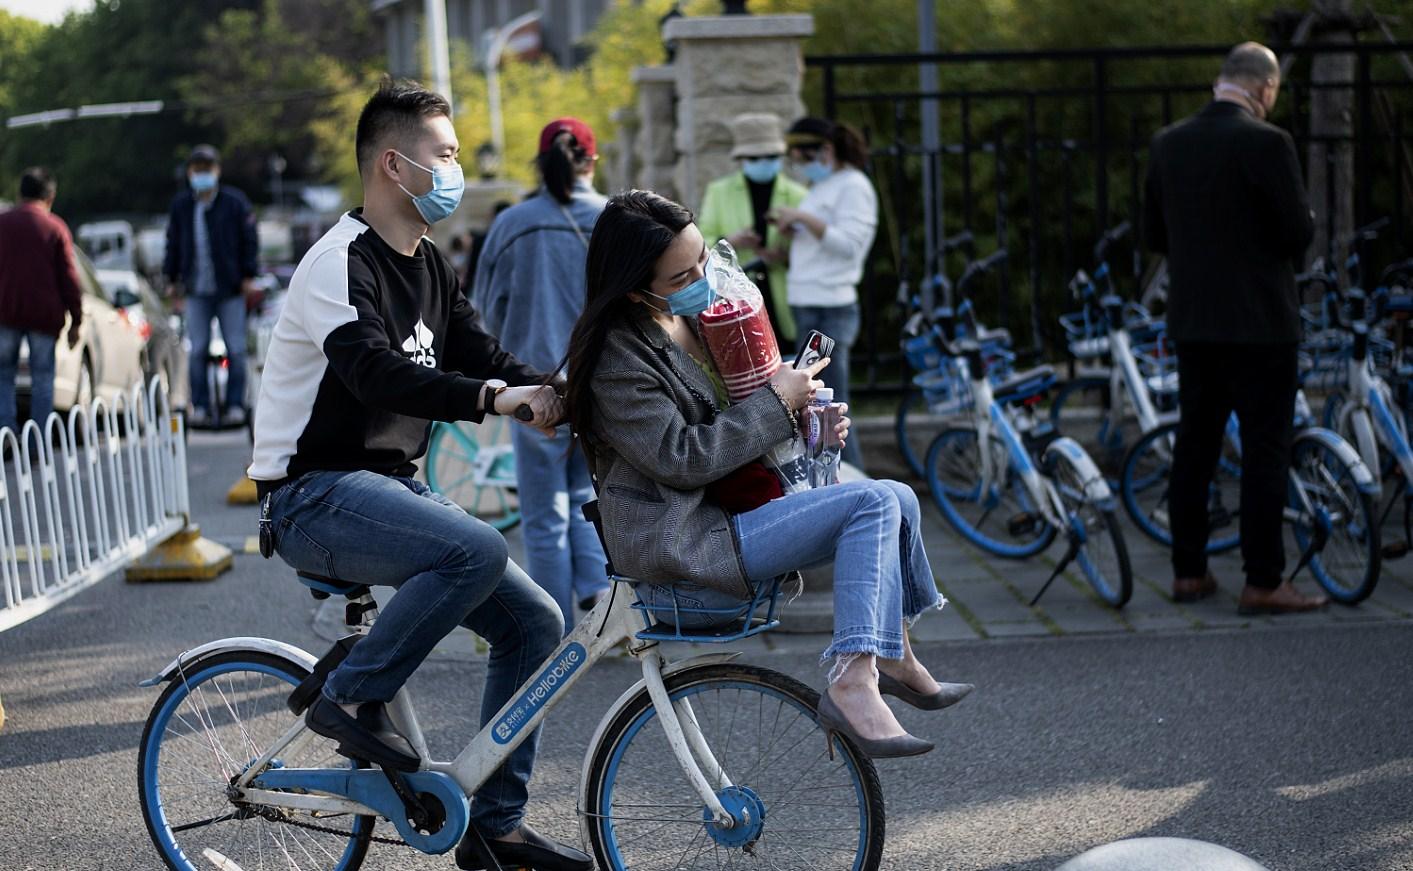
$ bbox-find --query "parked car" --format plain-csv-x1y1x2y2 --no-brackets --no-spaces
14,249,150,421
95,267,188,411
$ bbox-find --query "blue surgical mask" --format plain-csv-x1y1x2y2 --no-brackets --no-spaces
189,171,217,193
396,151,465,224
741,157,782,183
802,159,833,184
645,275,716,317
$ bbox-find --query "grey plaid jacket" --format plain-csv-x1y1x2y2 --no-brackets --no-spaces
585,306,796,597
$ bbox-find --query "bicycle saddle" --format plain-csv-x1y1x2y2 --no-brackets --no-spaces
297,571,371,600
992,365,1057,403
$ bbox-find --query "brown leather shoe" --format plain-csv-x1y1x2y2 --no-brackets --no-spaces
1237,581,1329,616
1172,572,1218,603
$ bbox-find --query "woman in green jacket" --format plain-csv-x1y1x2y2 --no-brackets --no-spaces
696,112,808,348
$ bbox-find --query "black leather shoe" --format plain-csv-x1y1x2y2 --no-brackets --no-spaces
455,823,594,871
305,696,419,772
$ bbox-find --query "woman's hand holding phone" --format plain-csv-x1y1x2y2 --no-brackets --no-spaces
770,358,829,411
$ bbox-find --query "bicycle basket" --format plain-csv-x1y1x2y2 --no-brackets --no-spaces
915,358,975,417
622,573,788,643
1133,335,1179,396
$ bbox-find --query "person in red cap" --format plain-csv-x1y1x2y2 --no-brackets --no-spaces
472,117,611,628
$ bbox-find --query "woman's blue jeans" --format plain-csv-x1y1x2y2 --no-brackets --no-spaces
266,469,564,837
637,480,943,672
509,425,609,628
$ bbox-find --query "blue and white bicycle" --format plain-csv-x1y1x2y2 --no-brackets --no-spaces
137,537,886,869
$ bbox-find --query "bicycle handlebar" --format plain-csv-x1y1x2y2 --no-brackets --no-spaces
939,230,976,256
1093,221,1131,263
955,248,1009,298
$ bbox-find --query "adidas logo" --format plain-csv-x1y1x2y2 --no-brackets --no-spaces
401,317,437,368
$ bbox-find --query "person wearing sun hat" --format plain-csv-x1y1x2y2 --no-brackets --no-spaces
697,112,808,347
472,116,610,629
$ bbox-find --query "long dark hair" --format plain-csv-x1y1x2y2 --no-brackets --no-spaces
561,190,694,440
829,121,870,170
536,132,592,204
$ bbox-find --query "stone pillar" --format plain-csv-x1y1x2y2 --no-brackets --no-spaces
602,107,641,196
632,65,680,200
663,14,814,210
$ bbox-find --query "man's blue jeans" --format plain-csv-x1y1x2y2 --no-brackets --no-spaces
265,469,564,837
637,480,943,671
0,326,58,436
510,425,609,628
186,294,247,414
790,303,864,468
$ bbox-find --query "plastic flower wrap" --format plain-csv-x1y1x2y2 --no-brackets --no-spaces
698,240,809,493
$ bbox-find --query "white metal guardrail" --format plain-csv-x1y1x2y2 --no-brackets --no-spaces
0,376,188,632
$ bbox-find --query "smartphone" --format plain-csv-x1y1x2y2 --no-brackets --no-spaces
793,330,836,370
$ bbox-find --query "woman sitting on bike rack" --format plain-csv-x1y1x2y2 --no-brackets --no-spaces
561,190,973,759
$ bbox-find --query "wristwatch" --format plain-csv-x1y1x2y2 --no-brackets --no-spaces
481,379,508,415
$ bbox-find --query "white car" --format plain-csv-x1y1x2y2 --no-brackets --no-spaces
15,249,149,420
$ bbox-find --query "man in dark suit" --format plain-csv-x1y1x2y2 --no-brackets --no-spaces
1144,41,1328,615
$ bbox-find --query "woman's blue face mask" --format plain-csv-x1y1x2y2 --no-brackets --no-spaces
741,157,782,183
644,275,715,317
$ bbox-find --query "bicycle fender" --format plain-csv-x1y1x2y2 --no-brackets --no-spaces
1043,436,1114,502
1298,427,1380,494
138,637,318,687
577,652,742,844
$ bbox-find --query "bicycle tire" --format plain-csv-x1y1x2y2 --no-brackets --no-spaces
925,426,1057,558
894,388,929,479
138,651,373,871
583,663,886,871
1288,431,1382,604
1119,422,1241,553
1047,449,1133,607
425,419,521,531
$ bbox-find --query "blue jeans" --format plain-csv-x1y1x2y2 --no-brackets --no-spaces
0,326,57,436
638,480,942,669
186,294,247,414
510,426,609,629
791,303,864,468
266,469,564,837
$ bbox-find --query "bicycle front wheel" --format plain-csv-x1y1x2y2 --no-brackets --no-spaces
1119,422,1241,553
425,418,521,531
1289,432,1382,603
925,426,1057,558
138,652,373,871
584,663,885,871
1048,449,1133,607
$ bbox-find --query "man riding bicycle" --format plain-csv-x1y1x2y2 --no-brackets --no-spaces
248,78,592,871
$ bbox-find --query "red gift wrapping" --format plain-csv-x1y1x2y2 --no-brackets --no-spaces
699,296,781,402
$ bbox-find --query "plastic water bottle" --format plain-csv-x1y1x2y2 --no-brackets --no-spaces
805,387,843,487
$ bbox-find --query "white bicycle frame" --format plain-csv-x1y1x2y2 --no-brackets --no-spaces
1336,352,1413,500
145,587,744,834
1073,311,1175,440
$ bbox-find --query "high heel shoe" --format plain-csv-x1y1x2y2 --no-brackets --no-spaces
816,690,934,759
876,671,974,711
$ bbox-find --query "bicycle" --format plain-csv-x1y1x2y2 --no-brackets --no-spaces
137,516,886,870
1048,223,1178,472
921,270,1133,609
895,233,1016,479
424,417,521,531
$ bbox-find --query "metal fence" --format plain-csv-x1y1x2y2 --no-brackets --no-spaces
0,377,189,632
805,41,1413,393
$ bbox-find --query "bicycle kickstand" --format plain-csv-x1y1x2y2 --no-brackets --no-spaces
1286,523,1327,584
1029,533,1082,607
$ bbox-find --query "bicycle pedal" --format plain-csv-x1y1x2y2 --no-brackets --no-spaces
1007,512,1042,537
1382,540,1410,559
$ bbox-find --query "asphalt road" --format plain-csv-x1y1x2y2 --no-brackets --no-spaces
1,431,1411,870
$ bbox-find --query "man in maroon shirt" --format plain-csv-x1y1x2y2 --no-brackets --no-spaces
0,167,83,435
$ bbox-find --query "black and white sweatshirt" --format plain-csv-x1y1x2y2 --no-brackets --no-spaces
248,211,542,488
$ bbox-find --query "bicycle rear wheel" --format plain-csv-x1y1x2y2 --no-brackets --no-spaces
925,426,1057,558
138,652,373,871
1119,422,1241,553
1288,432,1382,603
1048,449,1132,607
894,388,929,480
425,419,521,531
583,663,885,871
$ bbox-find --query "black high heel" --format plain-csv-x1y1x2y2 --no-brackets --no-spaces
876,671,974,711
816,690,934,759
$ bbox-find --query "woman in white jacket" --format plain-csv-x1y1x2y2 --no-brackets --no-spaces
769,117,877,469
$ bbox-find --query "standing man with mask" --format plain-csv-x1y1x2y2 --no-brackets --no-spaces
0,167,83,437
1144,41,1326,615
249,79,590,871
697,112,808,348
164,144,259,428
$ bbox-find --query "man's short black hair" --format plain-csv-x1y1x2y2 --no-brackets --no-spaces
19,166,55,201
355,78,452,175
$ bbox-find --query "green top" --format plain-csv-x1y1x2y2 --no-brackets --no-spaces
687,352,730,409
697,170,809,342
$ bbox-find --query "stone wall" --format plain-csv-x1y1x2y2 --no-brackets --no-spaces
631,64,680,201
